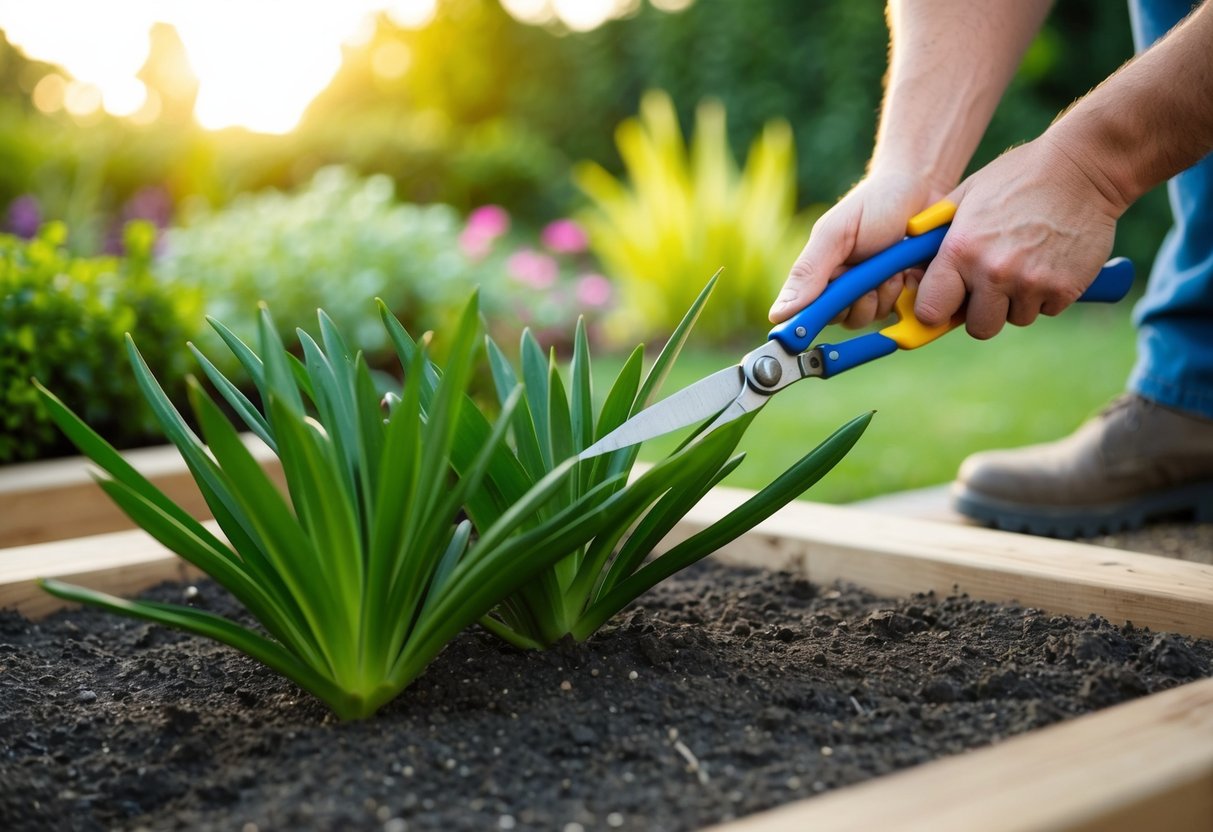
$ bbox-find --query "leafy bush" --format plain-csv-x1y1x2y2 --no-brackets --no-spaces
35,296,624,719
576,91,819,342
158,166,478,363
0,221,199,463
399,277,870,648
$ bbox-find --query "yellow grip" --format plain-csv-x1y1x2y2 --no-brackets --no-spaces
880,285,964,350
880,199,961,350
906,199,957,236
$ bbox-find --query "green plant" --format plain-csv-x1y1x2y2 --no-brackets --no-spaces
442,277,869,648
0,221,199,463
158,166,479,364
33,296,632,719
574,90,821,343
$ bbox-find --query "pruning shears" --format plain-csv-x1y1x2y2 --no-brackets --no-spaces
580,199,1135,459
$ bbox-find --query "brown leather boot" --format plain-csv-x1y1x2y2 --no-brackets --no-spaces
953,394,1213,538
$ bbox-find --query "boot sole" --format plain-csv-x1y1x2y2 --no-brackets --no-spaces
952,479,1213,539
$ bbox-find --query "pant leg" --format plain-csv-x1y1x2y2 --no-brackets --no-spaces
1125,0,1213,419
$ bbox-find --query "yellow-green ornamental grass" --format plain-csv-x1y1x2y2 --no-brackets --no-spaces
36,285,867,719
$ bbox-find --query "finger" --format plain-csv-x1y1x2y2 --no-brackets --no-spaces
771,213,852,322
874,272,906,320
964,283,1010,340
1007,295,1043,327
915,256,968,327
1041,295,1075,317
842,290,880,329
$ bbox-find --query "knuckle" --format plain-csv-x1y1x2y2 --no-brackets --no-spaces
915,298,946,324
1016,270,1043,295
786,260,820,286
937,230,975,265
983,257,1018,288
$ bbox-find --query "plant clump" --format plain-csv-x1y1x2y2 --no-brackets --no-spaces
34,283,868,718
35,296,624,719
402,276,871,648
575,90,820,342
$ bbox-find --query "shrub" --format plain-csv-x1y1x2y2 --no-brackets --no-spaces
0,221,199,463
575,90,821,343
158,166,478,365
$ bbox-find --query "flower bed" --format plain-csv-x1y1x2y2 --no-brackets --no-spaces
2,472,1212,831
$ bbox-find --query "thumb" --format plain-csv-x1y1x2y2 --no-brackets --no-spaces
770,211,853,323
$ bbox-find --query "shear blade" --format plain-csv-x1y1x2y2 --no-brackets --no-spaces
579,365,744,459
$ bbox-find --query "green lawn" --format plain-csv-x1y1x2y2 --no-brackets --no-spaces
590,304,1137,503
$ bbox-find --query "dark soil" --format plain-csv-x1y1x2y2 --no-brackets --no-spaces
2,560,1211,832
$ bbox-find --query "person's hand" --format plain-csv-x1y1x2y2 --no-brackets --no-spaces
915,135,1125,339
769,170,951,327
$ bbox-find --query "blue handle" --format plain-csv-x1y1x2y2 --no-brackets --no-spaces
1077,257,1134,302
818,332,898,377
770,225,1135,355
770,226,948,354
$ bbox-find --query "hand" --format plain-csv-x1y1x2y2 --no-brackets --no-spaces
915,135,1125,339
770,170,950,327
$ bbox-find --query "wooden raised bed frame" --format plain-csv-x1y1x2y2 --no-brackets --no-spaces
3,449,1212,831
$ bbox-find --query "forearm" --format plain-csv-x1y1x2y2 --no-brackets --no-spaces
873,0,1053,188
1046,0,1213,212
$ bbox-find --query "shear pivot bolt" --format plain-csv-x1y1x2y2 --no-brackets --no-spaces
753,356,783,388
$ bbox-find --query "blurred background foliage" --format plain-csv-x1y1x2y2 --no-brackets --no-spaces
0,0,1164,489
0,0,1158,258
575,90,815,341
0,222,199,463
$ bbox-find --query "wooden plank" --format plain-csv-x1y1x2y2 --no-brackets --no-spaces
5,483,1213,636
0,436,281,548
670,487,1213,641
0,525,204,618
712,674,1213,832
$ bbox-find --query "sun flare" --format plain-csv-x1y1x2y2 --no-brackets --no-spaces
0,0,642,134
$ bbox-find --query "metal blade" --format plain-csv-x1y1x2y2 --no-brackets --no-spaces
698,384,769,435
579,365,744,459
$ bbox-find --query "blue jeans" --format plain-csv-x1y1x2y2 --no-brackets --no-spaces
1126,0,1213,419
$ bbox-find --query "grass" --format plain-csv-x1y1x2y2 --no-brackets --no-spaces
591,303,1137,503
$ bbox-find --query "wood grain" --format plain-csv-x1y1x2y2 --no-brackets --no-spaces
0,437,281,548
0,525,204,618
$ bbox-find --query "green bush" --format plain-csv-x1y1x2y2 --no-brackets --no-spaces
158,166,479,363
0,221,200,463
576,90,818,342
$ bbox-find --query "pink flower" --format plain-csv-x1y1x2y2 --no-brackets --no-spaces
467,204,510,238
575,273,612,308
460,204,511,260
507,248,559,289
540,218,588,254
459,227,493,259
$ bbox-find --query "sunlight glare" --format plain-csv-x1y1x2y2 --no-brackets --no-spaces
499,0,554,25
552,0,616,31
173,3,354,134
383,0,438,29
0,0,656,133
